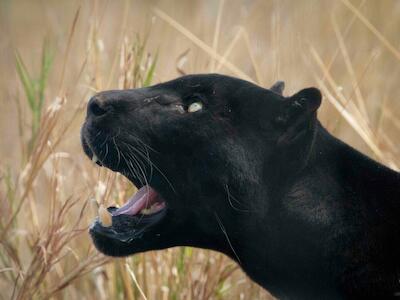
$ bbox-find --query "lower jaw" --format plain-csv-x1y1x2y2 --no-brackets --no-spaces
89,226,142,257
90,205,168,243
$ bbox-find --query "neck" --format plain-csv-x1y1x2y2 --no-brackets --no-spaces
236,122,400,296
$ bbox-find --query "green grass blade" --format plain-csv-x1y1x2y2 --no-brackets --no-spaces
15,51,36,111
143,52,158,87
38,40,54,110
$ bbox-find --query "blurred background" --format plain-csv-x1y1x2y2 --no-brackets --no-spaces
0,0,399,299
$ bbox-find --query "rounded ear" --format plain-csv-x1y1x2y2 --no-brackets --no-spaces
276,87,321,123
270,81,285,95
290,87,321,113
275,87,322,145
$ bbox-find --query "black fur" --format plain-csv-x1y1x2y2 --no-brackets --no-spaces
81,74,400,299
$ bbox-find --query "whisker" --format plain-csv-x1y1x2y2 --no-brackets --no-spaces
125,143,153,181
91,130,104,145
125,150,149,186
94,131,102,139
224,184,250,212
103,142,109,163
100,135,109,148
119,129,159,154
109,136,177,225
118,150,151,225
122,150,150,225
120,151,143,185
214,212,241,265
112,137,122,167
121,141,176,194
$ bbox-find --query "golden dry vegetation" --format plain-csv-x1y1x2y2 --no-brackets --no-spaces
0,0,399,299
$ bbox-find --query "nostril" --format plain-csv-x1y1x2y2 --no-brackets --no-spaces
88,98,108,117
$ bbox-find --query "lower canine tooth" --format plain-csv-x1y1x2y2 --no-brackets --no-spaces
92,154,98,164
99,205,112,227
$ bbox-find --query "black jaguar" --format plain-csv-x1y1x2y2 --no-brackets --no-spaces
81,74,400,299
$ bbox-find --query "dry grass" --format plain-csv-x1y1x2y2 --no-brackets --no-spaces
0,0,399,299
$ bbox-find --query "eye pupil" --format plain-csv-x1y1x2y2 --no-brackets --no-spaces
188,102,203,113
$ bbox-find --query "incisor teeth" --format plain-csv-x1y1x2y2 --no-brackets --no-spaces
92,154,98,164
98,204,112,227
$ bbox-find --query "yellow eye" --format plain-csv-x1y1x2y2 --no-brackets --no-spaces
188,102,203,113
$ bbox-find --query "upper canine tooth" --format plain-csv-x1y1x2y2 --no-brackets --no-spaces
92,154,98,164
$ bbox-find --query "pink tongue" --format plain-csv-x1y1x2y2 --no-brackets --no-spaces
112,186,159,216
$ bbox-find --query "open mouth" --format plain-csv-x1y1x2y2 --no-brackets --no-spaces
113,185,166,217
86,140,168,243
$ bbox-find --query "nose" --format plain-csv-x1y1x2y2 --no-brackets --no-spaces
87,96,109,117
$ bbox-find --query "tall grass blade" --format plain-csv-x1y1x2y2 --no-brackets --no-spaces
15,51,36,111
143,52,158,87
